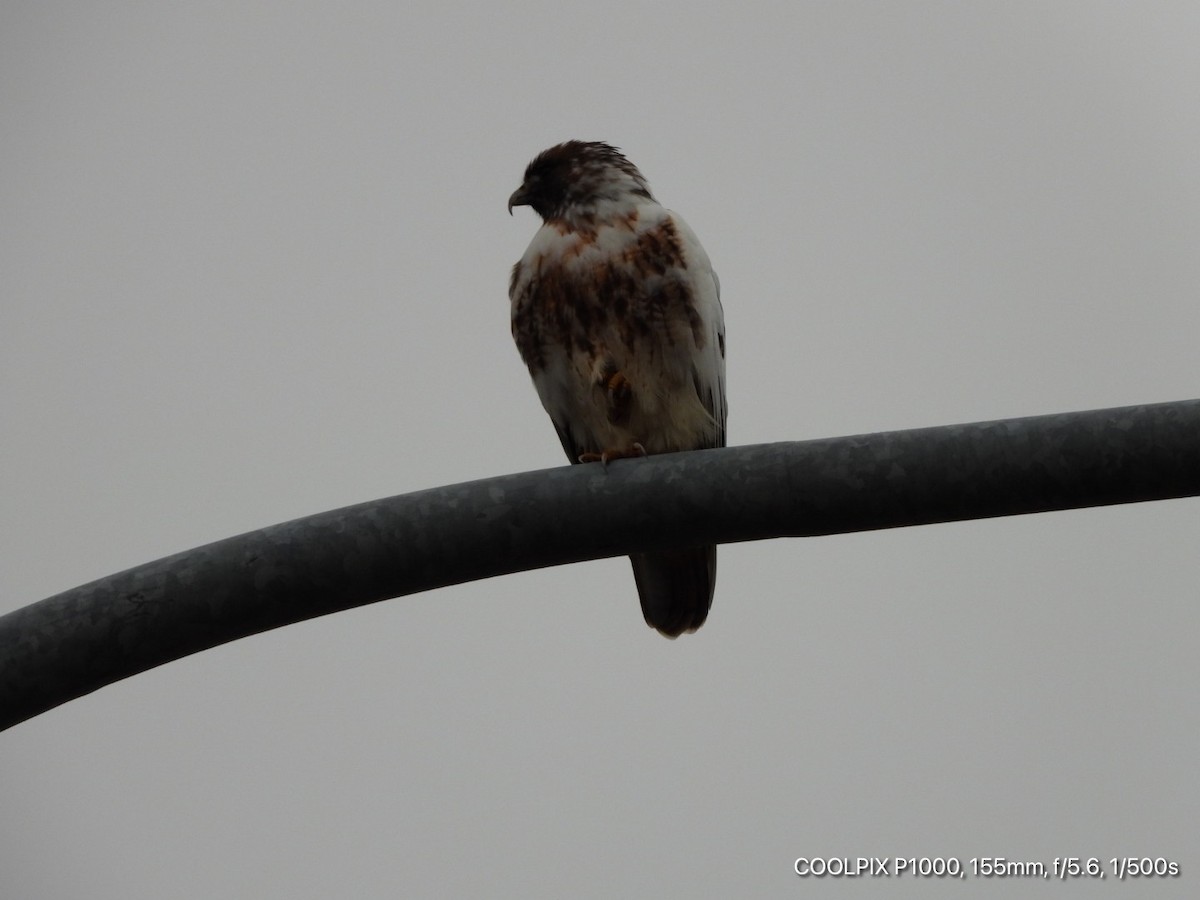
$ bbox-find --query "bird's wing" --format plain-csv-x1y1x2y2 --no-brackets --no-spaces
670,211,727,449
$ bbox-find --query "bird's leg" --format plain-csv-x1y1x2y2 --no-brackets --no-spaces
578,355,643,464
604,370,632,419
592,356,633,426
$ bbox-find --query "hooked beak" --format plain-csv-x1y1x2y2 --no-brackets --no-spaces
507,185,530,215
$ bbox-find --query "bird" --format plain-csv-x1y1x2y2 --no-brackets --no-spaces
507,140,727,637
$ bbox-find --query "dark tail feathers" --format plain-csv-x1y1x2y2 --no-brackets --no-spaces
630,545,716,638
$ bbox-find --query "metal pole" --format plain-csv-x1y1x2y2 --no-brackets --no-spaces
2,399,1198,731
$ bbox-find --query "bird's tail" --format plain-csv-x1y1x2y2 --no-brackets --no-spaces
629,545,716,638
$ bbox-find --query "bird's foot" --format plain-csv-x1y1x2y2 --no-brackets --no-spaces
605,370,631,406
599,368,633,425
589,356,633,424
578,443,647,466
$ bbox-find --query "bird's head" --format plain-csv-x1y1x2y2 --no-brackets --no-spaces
508,141,654,223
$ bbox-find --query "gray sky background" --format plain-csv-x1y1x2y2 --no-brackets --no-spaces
2,3,1198,897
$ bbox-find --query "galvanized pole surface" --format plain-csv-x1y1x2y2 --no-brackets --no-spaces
2,399,1198,731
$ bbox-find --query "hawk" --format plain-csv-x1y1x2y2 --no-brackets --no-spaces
508,141,727,637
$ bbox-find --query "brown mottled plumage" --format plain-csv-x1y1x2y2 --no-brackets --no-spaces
508,141,727,637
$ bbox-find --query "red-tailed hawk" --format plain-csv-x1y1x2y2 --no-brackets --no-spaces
508,141,727,637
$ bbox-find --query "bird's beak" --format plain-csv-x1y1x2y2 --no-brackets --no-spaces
508,185,530,215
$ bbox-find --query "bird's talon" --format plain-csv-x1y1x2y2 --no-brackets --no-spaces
579,444,647,465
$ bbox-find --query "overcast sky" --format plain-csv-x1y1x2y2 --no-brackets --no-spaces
2,3,1198,897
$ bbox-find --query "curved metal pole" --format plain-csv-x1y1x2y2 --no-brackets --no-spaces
2,399,1198,731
